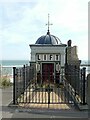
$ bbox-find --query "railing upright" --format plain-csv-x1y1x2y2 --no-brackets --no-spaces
23,65,25,90
13,67,16,104
82,67,86,105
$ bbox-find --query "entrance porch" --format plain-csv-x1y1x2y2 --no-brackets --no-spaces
37,63,60,84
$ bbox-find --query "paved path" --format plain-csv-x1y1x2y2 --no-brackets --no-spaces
1,86,88,119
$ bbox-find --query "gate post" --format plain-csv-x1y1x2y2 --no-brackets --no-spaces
23,65,25,90
82,67,86,105
87,74,90,115
13,67,16,104
48,67,50,108
48,84,50,108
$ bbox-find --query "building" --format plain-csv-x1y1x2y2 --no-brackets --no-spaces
29,28,67,84
13,16,87,109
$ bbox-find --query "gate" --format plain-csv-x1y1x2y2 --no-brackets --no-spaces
13,65,87,109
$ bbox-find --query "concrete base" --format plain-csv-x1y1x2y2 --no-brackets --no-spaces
78,104,88,110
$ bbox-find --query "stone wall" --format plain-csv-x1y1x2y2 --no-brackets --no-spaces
66,40,80,65
65,40,81,93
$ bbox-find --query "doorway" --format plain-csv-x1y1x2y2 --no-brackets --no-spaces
42,63,54,83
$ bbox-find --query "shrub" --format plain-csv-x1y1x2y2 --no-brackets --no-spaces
0,75,11,88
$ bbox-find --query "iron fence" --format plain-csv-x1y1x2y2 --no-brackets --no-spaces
13,64,87,108
65,64,87,105
13,65,73,105
13,65,36,104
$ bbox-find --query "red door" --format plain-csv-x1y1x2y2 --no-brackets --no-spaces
42,63,54,83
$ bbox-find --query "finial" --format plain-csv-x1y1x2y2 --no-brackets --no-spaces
46,14,53,34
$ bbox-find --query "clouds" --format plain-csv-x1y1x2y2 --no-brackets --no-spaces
0,0,88,60
51,0,88,32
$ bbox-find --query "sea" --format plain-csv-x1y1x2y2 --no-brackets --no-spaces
0,60,29,82
1,60,29,67
0,60,90,82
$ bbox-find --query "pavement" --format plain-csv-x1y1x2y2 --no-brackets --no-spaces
0,86,89,119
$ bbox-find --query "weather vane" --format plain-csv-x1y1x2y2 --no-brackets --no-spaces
46,14,53,34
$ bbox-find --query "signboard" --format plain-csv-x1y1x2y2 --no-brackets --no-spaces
36,54,60,61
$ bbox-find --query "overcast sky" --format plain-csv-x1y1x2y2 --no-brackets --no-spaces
0,0,88,60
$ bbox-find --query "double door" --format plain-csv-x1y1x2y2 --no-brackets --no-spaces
42,63,54,83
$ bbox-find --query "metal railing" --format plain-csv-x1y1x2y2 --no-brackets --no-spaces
13,64,87,108
13,65,36,104
65,64,87,105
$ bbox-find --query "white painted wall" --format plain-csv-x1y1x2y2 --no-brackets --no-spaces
30,45,66,67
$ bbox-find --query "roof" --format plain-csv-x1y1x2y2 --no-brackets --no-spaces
35,31,62,45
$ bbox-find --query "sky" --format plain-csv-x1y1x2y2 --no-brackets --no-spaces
0,0,89,60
